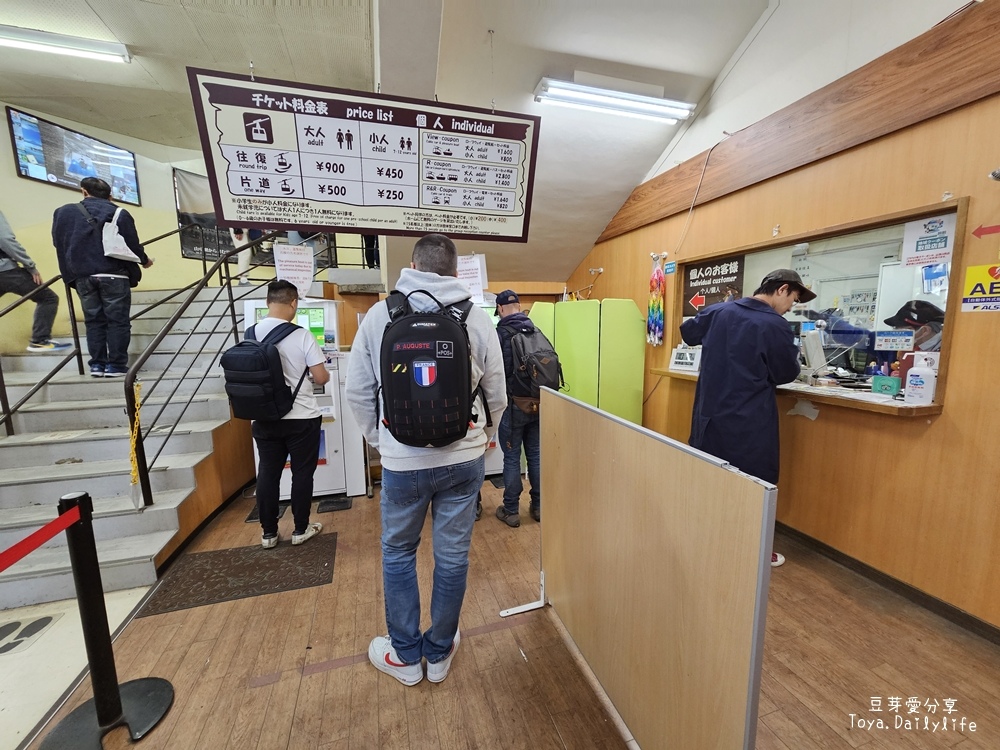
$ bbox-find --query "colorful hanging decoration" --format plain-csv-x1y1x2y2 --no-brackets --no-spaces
647,256,665,346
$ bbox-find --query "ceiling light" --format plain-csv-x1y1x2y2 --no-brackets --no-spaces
0,24,130,63
534,77,694,122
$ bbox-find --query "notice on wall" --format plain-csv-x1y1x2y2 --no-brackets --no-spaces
901,214,956,267
457,254,487,304
187,68,540,242
874,330,915,351
682,256,745,316
274,242,315,298
961,264,1000,312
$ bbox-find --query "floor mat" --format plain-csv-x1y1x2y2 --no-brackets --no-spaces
244,502,288,523
136,533,337,617
488,476,505,488
316,495,353,513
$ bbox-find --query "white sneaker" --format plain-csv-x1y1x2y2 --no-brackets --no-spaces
771,552,785,568
368,636,423,686
261,534,278,549
426,630,460,683
291,522,322,545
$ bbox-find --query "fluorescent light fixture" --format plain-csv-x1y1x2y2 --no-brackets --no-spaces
0,24,130,63
534,77,694,122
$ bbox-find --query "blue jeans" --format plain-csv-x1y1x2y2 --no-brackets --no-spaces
0,268,59,344
380,455,484,665
74,276,131,369
499,405,540,513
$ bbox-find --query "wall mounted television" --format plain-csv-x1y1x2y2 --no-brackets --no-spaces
6,106,140,206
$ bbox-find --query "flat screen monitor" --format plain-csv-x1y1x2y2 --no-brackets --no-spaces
254,305,325,347
6,106,140,205
801,330,828,374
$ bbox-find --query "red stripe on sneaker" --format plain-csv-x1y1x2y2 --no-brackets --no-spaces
385,653,409,668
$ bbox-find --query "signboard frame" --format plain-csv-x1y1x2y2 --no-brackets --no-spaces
187,67,540,243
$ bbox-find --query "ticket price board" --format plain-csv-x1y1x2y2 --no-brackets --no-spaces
187,68,540,242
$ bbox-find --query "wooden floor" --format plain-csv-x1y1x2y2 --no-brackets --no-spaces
31,484,1000,749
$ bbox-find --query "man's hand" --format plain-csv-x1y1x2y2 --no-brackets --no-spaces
30,269,43,285
143,257,155,269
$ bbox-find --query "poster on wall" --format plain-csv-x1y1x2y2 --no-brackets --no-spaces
174,168,238,263
901,214,955,267
682,256,745,317
961,264,1000,312
457,254,488,304
187,68,540,242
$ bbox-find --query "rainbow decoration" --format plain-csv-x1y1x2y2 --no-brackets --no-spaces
647,257,665,346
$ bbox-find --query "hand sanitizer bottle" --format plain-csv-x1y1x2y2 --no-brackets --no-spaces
904,357,937,405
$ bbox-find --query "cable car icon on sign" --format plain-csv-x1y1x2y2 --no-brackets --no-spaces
243,113,273,144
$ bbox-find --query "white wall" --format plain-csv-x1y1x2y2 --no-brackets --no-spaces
645,0,973,180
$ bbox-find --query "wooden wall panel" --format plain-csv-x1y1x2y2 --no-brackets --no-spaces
541,390,772,750
569,69,1000,626
600,0,1000,242
155,418,254,566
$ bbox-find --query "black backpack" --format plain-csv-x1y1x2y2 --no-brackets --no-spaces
511,327,564,398
220,322,308,421
379,290,491,448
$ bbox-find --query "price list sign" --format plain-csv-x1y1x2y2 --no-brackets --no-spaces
187,68,540,242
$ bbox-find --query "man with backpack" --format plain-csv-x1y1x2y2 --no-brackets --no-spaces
237,280,329,549
494,290,550,526
51,177,153,377
345,234,506,686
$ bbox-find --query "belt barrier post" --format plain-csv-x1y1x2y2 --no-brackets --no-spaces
39,491,173,749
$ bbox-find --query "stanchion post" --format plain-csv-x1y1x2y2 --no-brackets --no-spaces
39,491,174,749
58,491,124,729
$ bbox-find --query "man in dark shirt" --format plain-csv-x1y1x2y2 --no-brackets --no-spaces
680,269,815,567
51,177,152,377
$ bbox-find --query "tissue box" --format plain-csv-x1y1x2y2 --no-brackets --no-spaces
871,375,901,395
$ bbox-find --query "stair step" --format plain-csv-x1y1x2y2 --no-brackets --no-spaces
0,419,224,470
0,530,176,608
2,369,225,402
12,393,231,432
0,451,209,508
0,488,191,549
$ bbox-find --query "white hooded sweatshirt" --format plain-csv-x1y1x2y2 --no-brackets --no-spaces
345,267,507,472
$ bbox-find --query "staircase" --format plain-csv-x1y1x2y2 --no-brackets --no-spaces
0,285,262,608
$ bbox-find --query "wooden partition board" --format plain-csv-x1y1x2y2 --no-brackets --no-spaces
541,390,775,750
597,299,645,424
552,299,600,407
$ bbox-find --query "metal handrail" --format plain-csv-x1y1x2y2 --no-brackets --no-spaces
125,229,377,507
124,230,285,506
0,276,85,436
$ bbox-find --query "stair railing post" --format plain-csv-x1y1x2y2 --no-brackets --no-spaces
64,280,85,376
0,361,14,436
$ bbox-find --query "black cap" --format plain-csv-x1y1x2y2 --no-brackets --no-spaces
883,300,946,328
494,289,519,315
760,269,817,302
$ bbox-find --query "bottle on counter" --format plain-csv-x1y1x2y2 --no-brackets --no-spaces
904,357,937,405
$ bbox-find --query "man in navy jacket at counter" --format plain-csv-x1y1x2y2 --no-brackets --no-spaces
680,269,815,567
52,177,152,377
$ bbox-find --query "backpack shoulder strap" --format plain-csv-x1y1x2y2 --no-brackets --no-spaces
75,202,97,228
386,291,409,322
245,324,257,342
446,299,474,324
260,321,301,345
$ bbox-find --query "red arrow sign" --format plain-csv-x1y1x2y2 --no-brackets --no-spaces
689,291,706,310
972,224,1000,239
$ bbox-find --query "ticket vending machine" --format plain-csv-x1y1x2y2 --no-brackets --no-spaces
243,298,367,499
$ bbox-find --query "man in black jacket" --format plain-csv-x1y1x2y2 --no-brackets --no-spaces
52,177,152,377
494,289,541,526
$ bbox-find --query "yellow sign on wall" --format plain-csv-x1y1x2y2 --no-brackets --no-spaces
961,264,1000,312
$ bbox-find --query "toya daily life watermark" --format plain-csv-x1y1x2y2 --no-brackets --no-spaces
849,697,977,734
